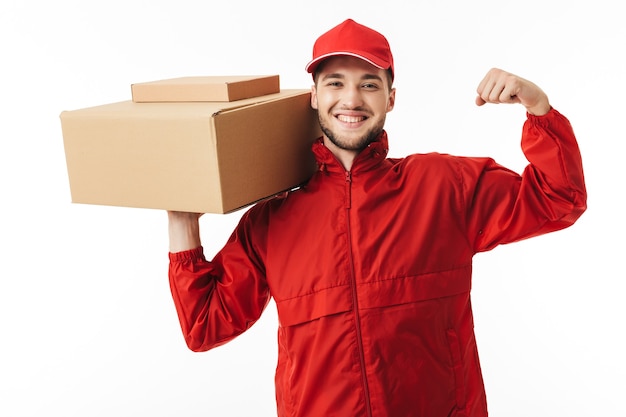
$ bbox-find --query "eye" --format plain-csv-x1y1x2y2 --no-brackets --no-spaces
361,82,379,90
326,81,343,87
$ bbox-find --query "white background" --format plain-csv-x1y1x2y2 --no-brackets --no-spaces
1,1,624,416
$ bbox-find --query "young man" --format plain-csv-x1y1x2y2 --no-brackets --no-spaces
167,19,586,417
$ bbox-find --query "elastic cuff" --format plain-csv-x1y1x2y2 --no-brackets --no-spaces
527,107,560,127
168,246,205,262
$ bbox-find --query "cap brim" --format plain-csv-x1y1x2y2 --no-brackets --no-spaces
305,51,387,74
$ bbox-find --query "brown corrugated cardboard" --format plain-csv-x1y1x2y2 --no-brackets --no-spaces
131,75,280,102
60,89,321,213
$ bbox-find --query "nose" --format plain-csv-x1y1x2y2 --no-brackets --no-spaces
341,85,364,109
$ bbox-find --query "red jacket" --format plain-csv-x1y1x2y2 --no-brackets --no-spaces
169,108,586,417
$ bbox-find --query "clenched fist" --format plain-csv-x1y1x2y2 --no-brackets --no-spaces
475,68,551,116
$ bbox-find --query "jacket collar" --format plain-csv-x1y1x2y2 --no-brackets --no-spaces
312,130,389,174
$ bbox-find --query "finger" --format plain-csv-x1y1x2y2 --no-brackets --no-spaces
498,80,521,104
499,90,520,104
476,73,490,97
476,79,493,102
476,68,502,102
475,95,487,106
487,78,508,103
477,80,496,104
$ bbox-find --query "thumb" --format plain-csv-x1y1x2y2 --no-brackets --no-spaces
475,95,487,106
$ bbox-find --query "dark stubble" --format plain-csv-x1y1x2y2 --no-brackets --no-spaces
318,111,385,152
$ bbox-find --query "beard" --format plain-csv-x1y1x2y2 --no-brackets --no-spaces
318,113,385,153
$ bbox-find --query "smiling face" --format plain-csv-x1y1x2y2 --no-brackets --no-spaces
311,56,395,169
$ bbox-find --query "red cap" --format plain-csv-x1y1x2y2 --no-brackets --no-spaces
305,19,394,80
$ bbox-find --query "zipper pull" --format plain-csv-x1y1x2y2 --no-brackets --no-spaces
345,171,352,209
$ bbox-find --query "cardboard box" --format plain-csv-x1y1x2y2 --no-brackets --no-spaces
60,89,321,213
131,75,280,102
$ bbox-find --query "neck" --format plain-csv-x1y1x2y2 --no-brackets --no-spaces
323,137,359,171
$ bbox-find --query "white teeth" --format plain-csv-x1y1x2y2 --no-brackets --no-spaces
337,115,365,123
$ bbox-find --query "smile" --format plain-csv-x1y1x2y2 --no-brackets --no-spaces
337,115,367,123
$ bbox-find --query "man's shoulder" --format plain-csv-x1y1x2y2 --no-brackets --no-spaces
390,151,463,168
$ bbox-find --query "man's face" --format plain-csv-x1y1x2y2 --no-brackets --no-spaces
311,56,395,154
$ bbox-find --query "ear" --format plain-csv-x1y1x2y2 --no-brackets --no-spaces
310,85,318,110
387,88,396,112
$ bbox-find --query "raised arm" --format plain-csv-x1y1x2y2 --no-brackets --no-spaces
167,210,270,352
466,68,586,252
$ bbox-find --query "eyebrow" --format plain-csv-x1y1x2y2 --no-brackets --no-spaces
321,73,384,83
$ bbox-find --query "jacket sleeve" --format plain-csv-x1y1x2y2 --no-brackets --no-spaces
168,208,270,352
464,108,587,253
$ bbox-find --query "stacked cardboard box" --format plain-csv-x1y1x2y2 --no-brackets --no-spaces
60,76,322,213
130,75,281,102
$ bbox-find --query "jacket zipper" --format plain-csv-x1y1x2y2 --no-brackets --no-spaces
345,170,373,417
